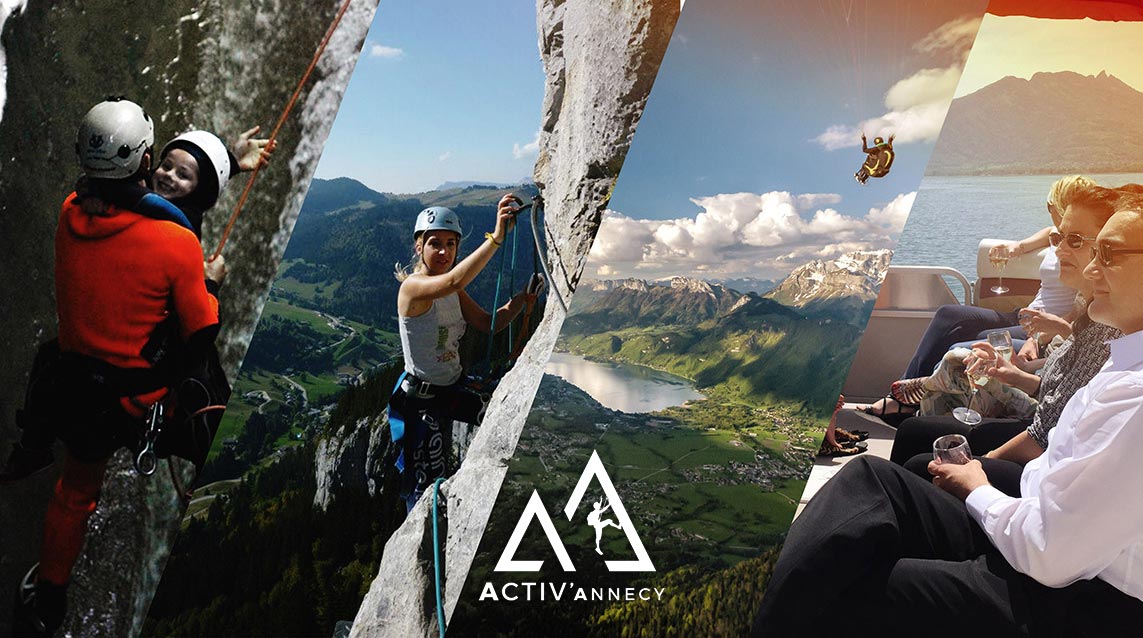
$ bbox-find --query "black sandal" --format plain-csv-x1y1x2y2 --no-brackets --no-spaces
860,396,916,427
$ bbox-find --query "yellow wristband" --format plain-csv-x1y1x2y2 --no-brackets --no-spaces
485,232,501,246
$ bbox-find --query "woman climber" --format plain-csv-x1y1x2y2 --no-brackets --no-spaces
389,195,544,511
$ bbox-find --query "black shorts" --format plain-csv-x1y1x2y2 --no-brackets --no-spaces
55,393,142,464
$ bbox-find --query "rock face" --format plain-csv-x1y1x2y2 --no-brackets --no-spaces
313,414,393,509
348,1,680,636
0,2,377,636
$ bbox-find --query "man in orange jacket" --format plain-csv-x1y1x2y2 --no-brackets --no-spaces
13,98,225,637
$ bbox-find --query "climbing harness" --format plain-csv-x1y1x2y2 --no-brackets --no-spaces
432,477,447,638
212,0,355,260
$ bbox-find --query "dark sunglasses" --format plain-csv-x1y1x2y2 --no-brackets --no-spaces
1091,241,1143,266
1049,231,1097,249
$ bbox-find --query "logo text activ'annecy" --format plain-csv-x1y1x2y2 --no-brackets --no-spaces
494,450,655,573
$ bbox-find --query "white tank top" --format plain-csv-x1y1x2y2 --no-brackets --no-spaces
1029,247,1076,316
398,293,466,385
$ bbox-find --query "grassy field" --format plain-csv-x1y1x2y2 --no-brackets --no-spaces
206,291,398,464
288,371,343,404
260,299,341,336
272,258,342,305
208,370,284,461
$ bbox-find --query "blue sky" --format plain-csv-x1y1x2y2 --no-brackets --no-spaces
593,0,988,280
313,0,989,281
314,0,545,193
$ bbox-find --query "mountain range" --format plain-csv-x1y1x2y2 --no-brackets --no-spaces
927,71,1143,175
574,249,888,328
764,249,890,323
561,252,887,410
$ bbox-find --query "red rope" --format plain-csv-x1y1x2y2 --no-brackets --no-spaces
212,0,355,260
188,404,228,419
168,459,194,504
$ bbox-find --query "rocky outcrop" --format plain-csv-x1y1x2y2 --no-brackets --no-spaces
0,2,378,636
582,277,651,293
313,414,392,509
348,1,680,636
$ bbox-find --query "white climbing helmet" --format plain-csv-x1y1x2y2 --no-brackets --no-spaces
76,98,155,179
414,206,463,240
159,130,232,200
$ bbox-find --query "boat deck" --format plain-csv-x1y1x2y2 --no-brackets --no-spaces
795,405,897,519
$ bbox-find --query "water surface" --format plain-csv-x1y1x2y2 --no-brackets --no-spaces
893,173,1143,296
545,352,704,413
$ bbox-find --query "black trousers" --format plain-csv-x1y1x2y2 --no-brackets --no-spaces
889,415,1031,465
903,305,1023,379
751,457,1143,637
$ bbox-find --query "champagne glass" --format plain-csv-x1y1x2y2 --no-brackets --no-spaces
987,330,1014,362
1019,309,1043,348
953,354,990,425
990,245,1010,294
933,434,973,465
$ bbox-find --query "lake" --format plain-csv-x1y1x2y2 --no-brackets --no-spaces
892,173,1143,296
545,352,705,413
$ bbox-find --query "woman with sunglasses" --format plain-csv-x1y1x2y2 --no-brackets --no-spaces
888,184,1125,496
858,176,1092,423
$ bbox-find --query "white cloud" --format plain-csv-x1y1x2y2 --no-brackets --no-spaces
589,190,916,280
438,151,452,162
369,43,404,59
512,130,541,159
813,15,981,150
913,14,983,61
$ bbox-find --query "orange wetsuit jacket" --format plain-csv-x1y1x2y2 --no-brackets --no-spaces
54,193,219,389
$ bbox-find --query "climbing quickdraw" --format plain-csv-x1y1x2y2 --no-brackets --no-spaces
134,401,163,476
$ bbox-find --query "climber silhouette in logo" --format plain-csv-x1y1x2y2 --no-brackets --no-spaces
587,498,623,555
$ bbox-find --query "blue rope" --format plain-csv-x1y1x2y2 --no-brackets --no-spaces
432,477,447,637
484,226,510,371
508,222,519,346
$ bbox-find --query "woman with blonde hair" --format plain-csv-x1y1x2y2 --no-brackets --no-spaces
389,194,543,510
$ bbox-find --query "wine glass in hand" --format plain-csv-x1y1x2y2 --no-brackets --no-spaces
933,434,973,465
953,352,991,425
987,330,1014,362
990,244,1010,294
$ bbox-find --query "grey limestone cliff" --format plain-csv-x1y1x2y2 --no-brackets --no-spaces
347,1,680,636
313,414,393,509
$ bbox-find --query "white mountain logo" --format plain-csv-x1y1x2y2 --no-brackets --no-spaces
494,450,655,572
